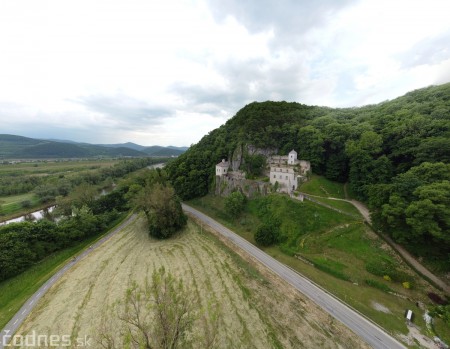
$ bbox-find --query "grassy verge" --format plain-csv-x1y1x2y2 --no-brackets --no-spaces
188,194,449,341
0,193,41,217
305,196,362,217
299,175,346,198
0,213,127,330
434,318,450,344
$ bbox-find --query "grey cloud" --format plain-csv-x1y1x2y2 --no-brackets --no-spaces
170,56,309,116
397,31,450,69
196,0,359,111
207,0,356,41
74,94,173,129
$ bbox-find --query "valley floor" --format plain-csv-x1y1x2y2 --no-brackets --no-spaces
14,215,369,349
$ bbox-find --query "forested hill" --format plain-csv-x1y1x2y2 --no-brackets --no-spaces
166,83,450,256
0,135,187,158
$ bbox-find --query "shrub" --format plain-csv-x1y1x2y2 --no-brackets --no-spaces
366,260,395,277
255,223,278,246
366,260,413,284
428,292,448,305
402,281,411,289
314,263,350,281
21,200,32,209
224,191,246,217
311,257,350,281
365,279,393,293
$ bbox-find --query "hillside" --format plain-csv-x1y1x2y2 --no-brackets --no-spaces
0,135,186,158
166,83,450,271
97,143,188,154
142,145,185,156
96,141,147,151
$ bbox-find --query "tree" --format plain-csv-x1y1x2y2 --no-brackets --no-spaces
224,191,246,217
405,181,450,243
243,154,266,177
70,182,97,209
254,217,280,246
135,184,187,239
296,126,325,173
98,267,220,349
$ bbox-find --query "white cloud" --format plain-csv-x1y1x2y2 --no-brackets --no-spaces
0,0,449,145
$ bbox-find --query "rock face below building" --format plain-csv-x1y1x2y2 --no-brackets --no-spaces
215,173,270,197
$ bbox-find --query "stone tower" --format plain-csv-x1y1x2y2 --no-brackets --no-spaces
288,150,297,165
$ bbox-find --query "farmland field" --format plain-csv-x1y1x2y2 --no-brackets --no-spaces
14,215,368,348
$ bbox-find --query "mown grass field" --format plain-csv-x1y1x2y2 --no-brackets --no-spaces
0,213,127,330
14,216,369,349
0,159,120,176
188,194,450,345
0,193,40,215
0,237,98,330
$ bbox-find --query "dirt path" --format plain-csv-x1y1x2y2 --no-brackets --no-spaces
345,199,450,294
304,193,450,294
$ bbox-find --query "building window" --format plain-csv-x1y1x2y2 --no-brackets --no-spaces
273,175,276,178
279,175,282,179
286,176,288,180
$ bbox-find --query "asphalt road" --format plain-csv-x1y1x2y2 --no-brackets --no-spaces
182,204,407,349
0,214,137,349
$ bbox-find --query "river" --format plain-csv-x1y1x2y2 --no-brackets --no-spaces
1,163,165,226
0,206,56,226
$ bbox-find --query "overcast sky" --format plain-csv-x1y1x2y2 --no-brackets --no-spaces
1,0,449,146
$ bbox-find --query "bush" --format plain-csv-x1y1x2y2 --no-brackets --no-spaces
366,259,395,277
366,260,414,284
365,279,393,293
224,191,246,217
21,200,32,209
402,281,411,289
428,292,448,305
311,257,350,281
255,217,280,246
255,224,277,246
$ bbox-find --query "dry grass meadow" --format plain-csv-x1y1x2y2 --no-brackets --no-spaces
14,215,369,348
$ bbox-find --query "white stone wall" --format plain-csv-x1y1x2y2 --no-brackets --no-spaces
216,165,228,176
269,166,298,191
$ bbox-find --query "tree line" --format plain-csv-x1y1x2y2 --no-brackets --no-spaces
0,164,186,282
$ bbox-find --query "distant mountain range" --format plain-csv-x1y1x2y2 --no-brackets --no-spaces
0,134,188,159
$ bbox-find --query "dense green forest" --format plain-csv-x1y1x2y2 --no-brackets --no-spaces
166,83,450,267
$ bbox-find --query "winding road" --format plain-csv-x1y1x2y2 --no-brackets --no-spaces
1,204,415,349
0,214,137,349
182,204,406,349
